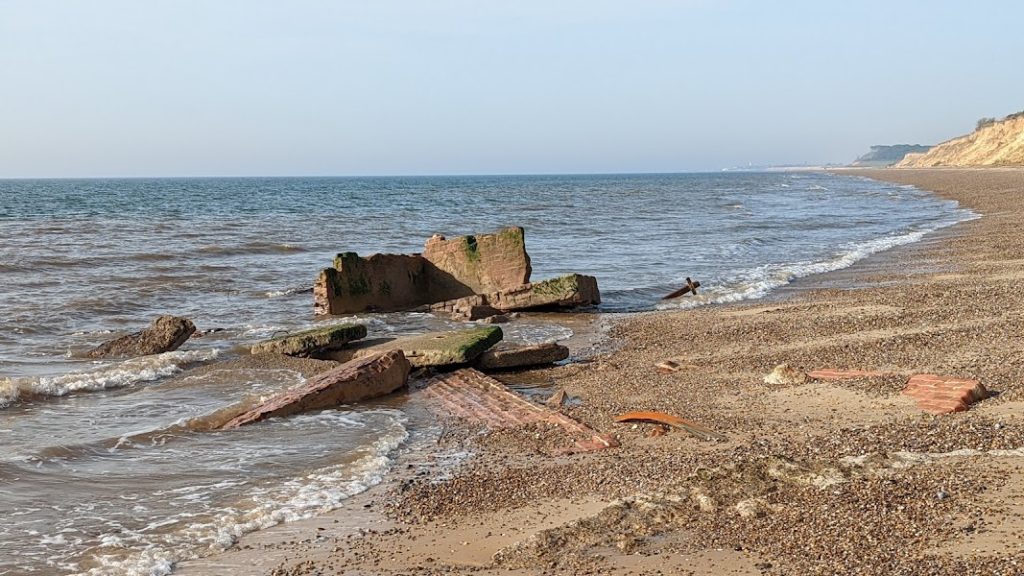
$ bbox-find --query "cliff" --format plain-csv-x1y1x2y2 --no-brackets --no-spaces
851,144,932,167
897,113,1024,167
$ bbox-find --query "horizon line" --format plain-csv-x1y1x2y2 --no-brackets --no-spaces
0,166,838,181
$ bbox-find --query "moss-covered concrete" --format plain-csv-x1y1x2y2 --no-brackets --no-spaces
250,323,368,357
488,274,601,311
352,326,503,368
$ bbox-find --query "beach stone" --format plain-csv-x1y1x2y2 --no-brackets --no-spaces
545,389,568,408
476,342,570,371
486,274,601,312
250,323,367,357
902,374,989,414
422,226,532,296
355,327,503,368
764,363,809,386
218,350,411,429
735,497,770,519
86,315,196,358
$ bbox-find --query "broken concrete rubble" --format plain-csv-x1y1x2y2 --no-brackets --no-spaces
421,227,531,296
418,368,617,454
488,274,601,310
314,227,532,315
476,341,570,371
218,350,410,429
347,327,504,368
429,273,601,316
313,227,599,315
250,323,367,357
86,315,196,359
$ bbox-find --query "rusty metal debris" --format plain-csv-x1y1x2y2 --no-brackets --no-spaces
662,277,701,300
614,410,727,442
654,359,700,373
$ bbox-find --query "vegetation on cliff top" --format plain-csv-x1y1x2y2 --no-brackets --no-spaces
896,110,1024,168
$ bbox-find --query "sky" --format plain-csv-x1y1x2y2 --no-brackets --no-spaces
1,1,1022,177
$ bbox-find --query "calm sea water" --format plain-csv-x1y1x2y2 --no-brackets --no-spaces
0,172,971,574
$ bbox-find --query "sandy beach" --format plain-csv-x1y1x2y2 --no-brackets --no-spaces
178,168,1024,576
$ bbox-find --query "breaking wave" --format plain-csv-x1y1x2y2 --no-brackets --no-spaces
657,213,978,311
77,410,408,576
264,285,313,298
0,349,219,408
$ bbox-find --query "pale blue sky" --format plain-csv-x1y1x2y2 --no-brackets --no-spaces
1,1,1021,177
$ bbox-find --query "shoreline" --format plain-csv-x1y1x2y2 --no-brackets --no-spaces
180,168,1024,575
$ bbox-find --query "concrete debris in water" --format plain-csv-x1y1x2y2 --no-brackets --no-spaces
250,323,367,357
218,350,411,429
346,327,503,368
86,315,196,359
313,226,600,315
476,341,570,371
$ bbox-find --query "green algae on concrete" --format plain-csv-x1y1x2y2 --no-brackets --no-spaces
488,273,601,311
250,323,368,357
355,326,503,368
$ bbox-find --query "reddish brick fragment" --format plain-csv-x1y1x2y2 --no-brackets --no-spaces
902,374,987,415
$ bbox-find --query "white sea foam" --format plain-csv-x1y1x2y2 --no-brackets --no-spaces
77,410,408,576
0,349,219,408
264,285,312,298
658,214,977,311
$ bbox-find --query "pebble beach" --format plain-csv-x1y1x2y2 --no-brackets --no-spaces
174,168,1024,576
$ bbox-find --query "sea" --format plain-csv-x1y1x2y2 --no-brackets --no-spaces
0,172,973,575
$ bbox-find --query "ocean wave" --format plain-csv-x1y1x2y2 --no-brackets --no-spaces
197,242,307,256
0,349,219,408
658,213,977,311
77,410,408,576
264,285,313,298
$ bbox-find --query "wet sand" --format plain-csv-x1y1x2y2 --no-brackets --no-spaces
180,168,1024,575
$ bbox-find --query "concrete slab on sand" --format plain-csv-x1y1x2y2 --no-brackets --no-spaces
476,341,570,370
419,368,616,453
250,323,367,357
339,327,504,368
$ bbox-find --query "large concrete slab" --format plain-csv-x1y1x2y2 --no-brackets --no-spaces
476,342,570,371
86,315,196,358
218,350,410,429
350,327,503,368
250,323,367,357
419,368,616,454
314,254,430,315
488,274,600,311
314,227,533,315
422,226,531,296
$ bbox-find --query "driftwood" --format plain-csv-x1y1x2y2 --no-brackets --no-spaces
662,277,700,300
